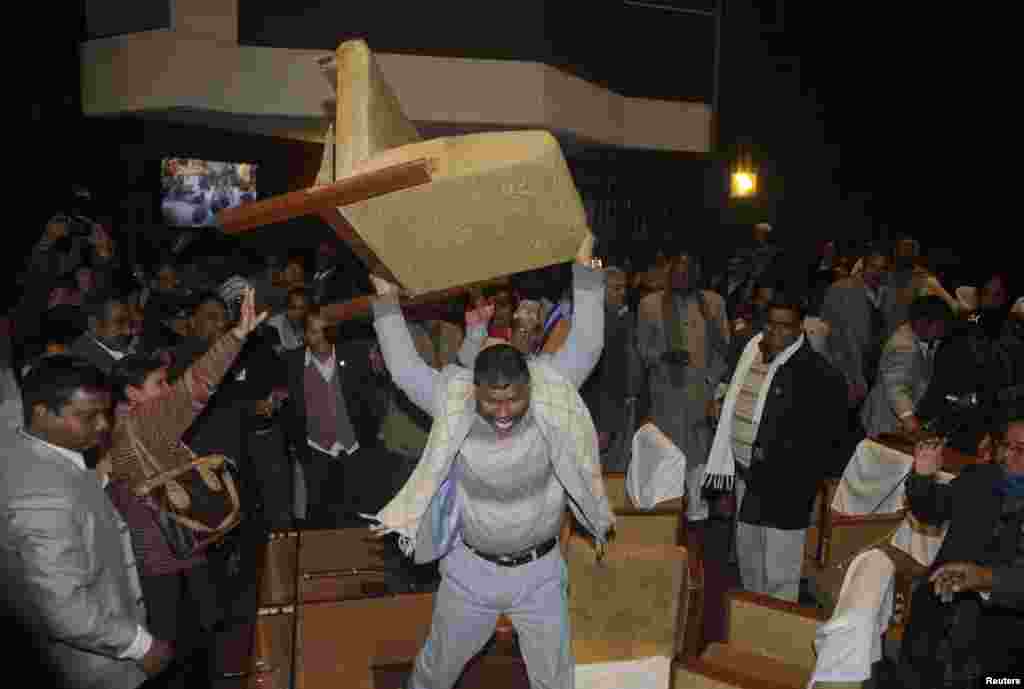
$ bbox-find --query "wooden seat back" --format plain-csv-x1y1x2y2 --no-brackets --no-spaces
604,471,686,546
259,528,396,607
818,510,906,570
298,528,393,602
673,592,825,689
299,592,435,689
722,591,824,672
566,530,702,666
259,530,299,607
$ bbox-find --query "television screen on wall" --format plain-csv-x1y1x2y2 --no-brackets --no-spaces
160,158,257,227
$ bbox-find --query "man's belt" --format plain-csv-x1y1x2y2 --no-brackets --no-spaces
466,537,558,567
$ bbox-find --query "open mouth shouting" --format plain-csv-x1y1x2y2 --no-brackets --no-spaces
493,416,517,432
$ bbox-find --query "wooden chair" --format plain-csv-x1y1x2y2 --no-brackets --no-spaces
255,528,396,607
811,436,980,646
234,486,699,688
298,528,395,602
802,479,839,577
603,471,687,547
259,529,299,607
817,509,908,571
212,608,296,689
675,591,826,689
223,527,428,688
814,437,980,573
300,592,436,689
565,525,704,685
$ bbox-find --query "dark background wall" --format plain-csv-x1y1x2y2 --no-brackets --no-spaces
12,0,1014,313
238,1,717,102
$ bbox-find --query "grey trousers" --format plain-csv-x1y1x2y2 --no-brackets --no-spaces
735,477,807,602
409,542,573,689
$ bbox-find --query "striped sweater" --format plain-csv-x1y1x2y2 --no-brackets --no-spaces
107,331,243,575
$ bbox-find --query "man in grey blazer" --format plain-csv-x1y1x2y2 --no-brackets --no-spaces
861,296,952,437
0,357,173,688
821,247,890,408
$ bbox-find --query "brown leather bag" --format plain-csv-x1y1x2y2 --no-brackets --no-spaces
127,421,242,558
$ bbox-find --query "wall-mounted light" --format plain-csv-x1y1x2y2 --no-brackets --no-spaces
730,153,758,199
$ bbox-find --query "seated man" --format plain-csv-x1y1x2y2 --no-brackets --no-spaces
897,413,1024,685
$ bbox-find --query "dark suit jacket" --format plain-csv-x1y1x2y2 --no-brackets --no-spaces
282,340,382,467
902,463,1024,676
170,331,286,463
907,463,1023,608
581,306,645,432
70,334,121,376
738,341,849,529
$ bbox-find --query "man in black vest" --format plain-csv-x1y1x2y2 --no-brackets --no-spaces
283,306,384,527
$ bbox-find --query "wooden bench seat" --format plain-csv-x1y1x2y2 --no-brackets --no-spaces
677,644,810,689
676,591,825,689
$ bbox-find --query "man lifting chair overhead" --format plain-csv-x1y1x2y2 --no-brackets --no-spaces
219,38,706,689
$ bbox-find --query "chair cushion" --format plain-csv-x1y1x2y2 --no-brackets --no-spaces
724,592,823,671
567,534,688,664
339,130,589,295
333,39,422,178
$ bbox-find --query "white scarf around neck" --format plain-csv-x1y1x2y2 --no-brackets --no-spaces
702,332,804,490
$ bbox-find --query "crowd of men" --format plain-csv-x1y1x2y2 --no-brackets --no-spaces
1,214,1021,688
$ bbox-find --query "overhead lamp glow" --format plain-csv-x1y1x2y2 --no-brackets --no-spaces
730,170,757,198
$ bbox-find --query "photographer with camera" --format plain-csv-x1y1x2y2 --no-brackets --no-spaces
12,206,117,377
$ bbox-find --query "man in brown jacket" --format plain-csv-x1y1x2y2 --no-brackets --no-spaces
637,251,731,523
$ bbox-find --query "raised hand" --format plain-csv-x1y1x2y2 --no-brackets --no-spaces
465,300,495,329
370,274,401,298
231,287,269,340
930,561,993,602
575,231,596,267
